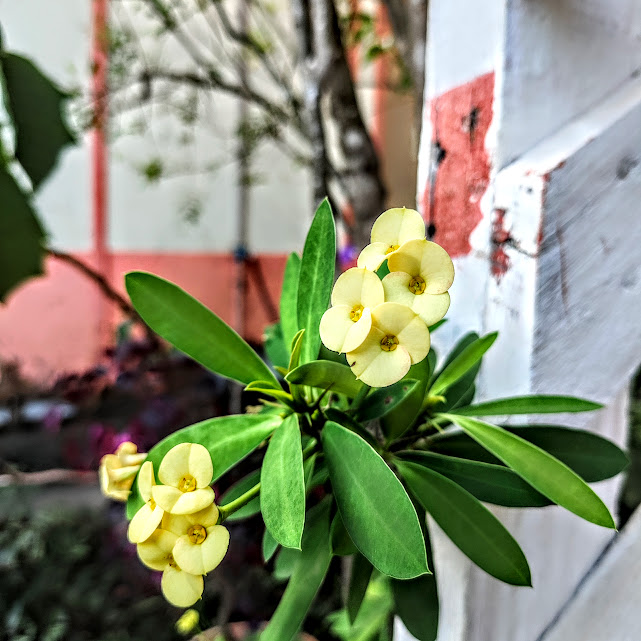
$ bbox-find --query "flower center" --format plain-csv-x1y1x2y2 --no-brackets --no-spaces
385,244,400,255
380,335,399,351
408,276,426,295
178,474,197,492
350,304,364,322
187,524,208,545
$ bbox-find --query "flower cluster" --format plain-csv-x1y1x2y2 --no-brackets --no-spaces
105,442,229,608
320,207,454,387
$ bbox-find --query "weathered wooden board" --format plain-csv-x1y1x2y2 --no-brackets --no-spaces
540,504,641,641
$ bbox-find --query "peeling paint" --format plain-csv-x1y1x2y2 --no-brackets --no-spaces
490,208,511,280
421,72,495,257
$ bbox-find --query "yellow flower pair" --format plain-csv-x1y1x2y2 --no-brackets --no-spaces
100,442,230,608
320,207,454,387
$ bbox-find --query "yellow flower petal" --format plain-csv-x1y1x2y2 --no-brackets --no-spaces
138,461,156,503
116,442,147,467
347,326,412,387
161,566,204,608
153,485,215,515
173,525,230,575
186,504,220,528
370,302,419,337
330,268,384,308
387,239,454,295
158,442,213,488
383,273,451,326
137,529,178,570
319,305,354,352
370,207,425,246
396,315,431,364
342,308,373,353
162,513,192,536
128,502,165,544
356,243,389,271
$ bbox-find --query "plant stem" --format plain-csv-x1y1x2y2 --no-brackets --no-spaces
218,482,261,523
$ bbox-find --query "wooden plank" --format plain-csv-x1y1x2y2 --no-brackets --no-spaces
540,504,641,641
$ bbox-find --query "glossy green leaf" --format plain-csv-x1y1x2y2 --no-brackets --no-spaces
264,322,289,369
398,451,549,507
392,573,439,641
288,329,305,372
347,552,374,624
397,461,532,586
428,319,447,333
451,395,603,417
430,332,497,396
330,512,358,556
324,409,379,448
297,199,336,364
273,545,301,581
126,272,279,388
0,164,45,301
286,360,363,397
280,252,301,349
261,415,306,549
263,528,279,562
429,425,629,483
356,380,420,422
375,260,390,279
220,471,261,521
2,53,76,189
436,332,482,412
243,383,295,407
442,414,615,528
126,413,281,518
260,499,332,641
382,358,433,441
322,421,429,579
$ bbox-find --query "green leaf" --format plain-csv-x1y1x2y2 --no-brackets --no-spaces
1,53,76,189
263,528,279,562
392,573,439,641
280,253,301,349
297,199,336,364
273,545,301,581
0,164,45,301
286,360,364,398
220,471,261,521
261,415,306,549
451,395,603,416
125,271,279,388
321,421,429,579
347,552,374,624
376,260,390,279
397,451,549,507
429,332,497,396
126,413,281,518
264,323,289,369
288,329,305,373
436,332,482,412
356,380,420,422
429,425,629,483
397,461,532,586
381,357,432,440
243,383,295,407
330,512,358,556
442,414,616,528
324,408,380,449
260,498,332,641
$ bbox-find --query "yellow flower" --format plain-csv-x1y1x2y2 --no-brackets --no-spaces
152,443,215,515
346,302,430,387
176,609,200,635
357,207,426,271
165,504,230,576
319,268,384,353
99,441,146,502
128,461,165,543
383,239,454,326
137,529,204,608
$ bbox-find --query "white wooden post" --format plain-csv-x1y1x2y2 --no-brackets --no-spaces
401,1,641,640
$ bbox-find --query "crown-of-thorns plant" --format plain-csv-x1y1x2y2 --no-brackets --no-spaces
100,201,627,640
